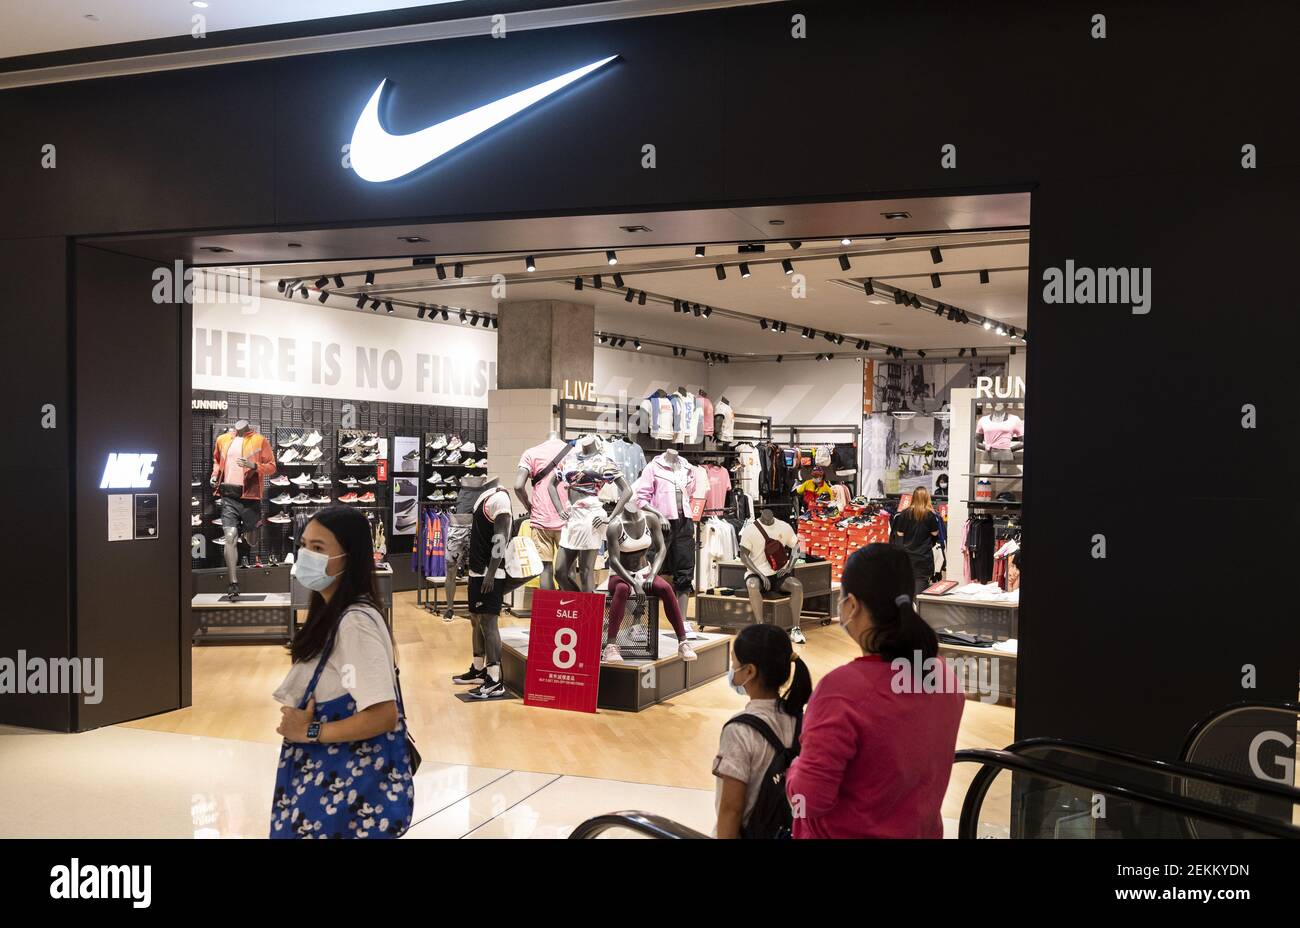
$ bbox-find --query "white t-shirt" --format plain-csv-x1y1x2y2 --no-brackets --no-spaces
715,401,736,442
222,435,247,487
273,604,396,711
469,487,513,578
712,698,799,833
736,444,760,499
739,518,797,577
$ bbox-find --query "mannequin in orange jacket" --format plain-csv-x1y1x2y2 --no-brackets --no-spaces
211,419,276,600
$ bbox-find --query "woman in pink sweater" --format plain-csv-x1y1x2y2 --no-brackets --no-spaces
786,544,964,838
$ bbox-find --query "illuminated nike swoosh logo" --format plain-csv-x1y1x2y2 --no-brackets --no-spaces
350,55,618,183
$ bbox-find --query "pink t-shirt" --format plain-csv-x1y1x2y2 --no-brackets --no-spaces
517,438,570,531
787,654,965,839
976,414,1023,450
703,464,731,513
698,395,715,436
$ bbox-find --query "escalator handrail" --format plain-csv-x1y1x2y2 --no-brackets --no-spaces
1000,736,1300,804
568,810,710,839
1180,699,1300,765
954,748,1300,839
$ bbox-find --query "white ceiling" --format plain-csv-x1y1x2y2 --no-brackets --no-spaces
219,230,1029,360
0,1,464,59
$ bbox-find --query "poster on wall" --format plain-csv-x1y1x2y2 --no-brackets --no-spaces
862,359,875,415
393,436,420,474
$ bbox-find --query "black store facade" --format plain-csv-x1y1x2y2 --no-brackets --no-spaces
2,0,1297,760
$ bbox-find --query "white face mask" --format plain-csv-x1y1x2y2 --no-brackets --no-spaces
291,547,345,591
726,667,748,696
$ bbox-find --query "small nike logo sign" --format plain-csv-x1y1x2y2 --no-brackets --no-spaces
350,55,618,183
559,599,576,606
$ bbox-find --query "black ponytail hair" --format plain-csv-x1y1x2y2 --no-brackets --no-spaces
839,543,939,664
733,624,813,719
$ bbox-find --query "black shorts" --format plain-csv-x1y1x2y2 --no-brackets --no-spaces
468,575,505,615
745,571,795,595
219,496,262,534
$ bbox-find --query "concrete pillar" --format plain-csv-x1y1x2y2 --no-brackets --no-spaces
486,387,558,503
496,300,595,391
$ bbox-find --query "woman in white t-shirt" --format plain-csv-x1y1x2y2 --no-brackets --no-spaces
270,506,414,838
713,624,812,838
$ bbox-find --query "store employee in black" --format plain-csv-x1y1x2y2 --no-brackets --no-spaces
891,487,943,595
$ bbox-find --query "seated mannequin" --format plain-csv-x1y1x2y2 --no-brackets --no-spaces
550,435,631,592
603,499,695,662
739,509,806,644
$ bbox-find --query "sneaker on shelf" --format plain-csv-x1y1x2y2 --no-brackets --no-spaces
278,432,302,447
678,640,698,661
312,476,332,486
239,556,251,569
268,555,280,567
790,627,806,644
269,475,291,487
428,490,444,501
339,477,359,487
300,430,323,448
426,472,443,484
340,437,362,450
447,436,464,451
339,452,361,465
279,449,300,464
210,518,222,525
360,452,379,463
358,491,376,503
268,513,292,524
475,458,488,469
461,457,475,470
452,664,486,685
212,536,227,545
302,447,324,462
358,476,377,486
428,450,448,464
602,643,624,663
270,493,293,504
446,450,463,465
191,496,199,507
427,435,448,450
190,514,202,527
460,441,477,454
467,674,506,700
191,480,201,488
310,494,331,504
444,476,459,487
361,436,380,448
291,473,313,487
401,448,421,463
338,492,359,503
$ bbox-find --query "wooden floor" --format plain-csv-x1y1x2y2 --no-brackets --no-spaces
127,590,1015,821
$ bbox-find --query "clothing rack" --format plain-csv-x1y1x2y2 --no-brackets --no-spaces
769,423,862,497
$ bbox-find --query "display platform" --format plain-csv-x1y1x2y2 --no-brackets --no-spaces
498,626,730,713
191,592,293,644
937,642,1018,707
917,592,1018,640
713,559,838,626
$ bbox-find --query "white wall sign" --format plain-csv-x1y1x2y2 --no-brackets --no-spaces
193,296,498,408
975,375,1026,399
107,494,133,541
100,453,158,489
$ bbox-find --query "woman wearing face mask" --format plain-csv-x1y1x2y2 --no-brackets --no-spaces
786,544,964,838
269,506,415,838
713,624,812,838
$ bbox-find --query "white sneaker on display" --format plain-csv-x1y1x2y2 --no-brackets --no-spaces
301,430,323,448
302,447,323,462
678,641,698,661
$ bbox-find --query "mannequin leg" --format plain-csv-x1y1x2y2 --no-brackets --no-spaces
443,561,458,620
555,548,580,592
677,591,694,636
577,550,598,593
745,575,767,623
606,575,632,644
783,576,806,643
651,575,688,640
222,526,239,584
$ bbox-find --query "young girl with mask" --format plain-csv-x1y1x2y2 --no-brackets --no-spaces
786,544,964,838
269,506,415,838
713,624,812,838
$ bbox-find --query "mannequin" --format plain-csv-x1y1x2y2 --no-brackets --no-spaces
515,429,568,589
976,402,1024,462
622,447,699,631
452,475,514,699
714,395,735,443
603,499,694,662
210,419,276,601
739,509,805,644
441,475,490,622
550,435,631,592
697,389,715,442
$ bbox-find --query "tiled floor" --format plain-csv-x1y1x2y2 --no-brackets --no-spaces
0,724,715,839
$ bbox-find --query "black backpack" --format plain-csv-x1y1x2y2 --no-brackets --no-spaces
725,713,802,839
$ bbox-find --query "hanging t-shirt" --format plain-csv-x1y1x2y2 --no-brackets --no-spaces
517,438,570,531
702,464,732,513
698,395,715,436
977,414,1024,450
735,444,761,500
739,518,798,577
714,400,736,442
641,395,677,441
604,438,646,485
674,391,700,444
413,508,448,579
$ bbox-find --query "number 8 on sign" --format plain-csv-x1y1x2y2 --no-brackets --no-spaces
553,627,578,669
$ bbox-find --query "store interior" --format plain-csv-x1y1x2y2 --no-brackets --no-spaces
118,193,1030,835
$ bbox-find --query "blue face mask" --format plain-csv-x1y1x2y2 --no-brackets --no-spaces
291,547,345,591
726,667,749,696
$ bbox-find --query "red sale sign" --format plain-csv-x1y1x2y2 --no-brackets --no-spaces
524,589,605,713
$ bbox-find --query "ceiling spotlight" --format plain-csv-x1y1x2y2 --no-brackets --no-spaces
826,353,834,361
983,321,993,330
715,265,727,281
318,291,329,303
606,250,618,266
971,347,979,357
789,241,801,250
930,247,943,264
459,309,467,324
835,334,845,345
417,305,426,319
931,273,941,288
454,263,464,279
526,256,536,273
1010,346,1017,355
472,312,482,326
593,275,603,289
801,328,814,339
276,279,287,293
298,284,309,298
440,308,449,321
574,276,583,291
739,263,751,278
979,269,990,284
935,303,946,316
958,348,967,357
996,325,1006,336
598,334,608,344
692,304,702,317
634,339,642,351
760,319,768,330
672,299,681,313
491,318,499,329
433,264,446,281
917,349,926,358
911,294,922,308
333,275,345,289
370,300,380,311
638,291,647,306
782,259,794,275
841,238,852,246
695,246,706,258
364,271,375,286
355,294,366,309
863,279,874,296
838,254,852,272
814,353,824,362
702,306,712,318
776,354,783,363
613,273,624,288
824,332,835,344
894,290,905,305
